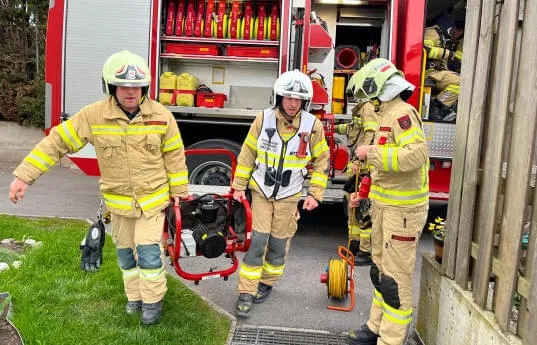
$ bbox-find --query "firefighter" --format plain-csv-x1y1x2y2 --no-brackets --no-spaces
345,58,429,345
447,20,465,74
231,70,330,318
423,21,464,122
8,50,189,325
335,100,378,266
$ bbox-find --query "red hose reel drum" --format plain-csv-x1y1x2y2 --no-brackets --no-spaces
335,45,361,70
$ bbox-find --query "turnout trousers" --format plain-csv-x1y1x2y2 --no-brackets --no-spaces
366,202,428,345
237,191,300,295
111,210,167,304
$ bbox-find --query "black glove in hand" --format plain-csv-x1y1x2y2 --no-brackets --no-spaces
358,198,371,214
80,219,105,272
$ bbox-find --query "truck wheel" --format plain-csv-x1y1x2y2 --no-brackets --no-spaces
186,139,242,186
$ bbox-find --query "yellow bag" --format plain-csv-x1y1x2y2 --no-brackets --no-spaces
159,72,177,105
176,73,199,107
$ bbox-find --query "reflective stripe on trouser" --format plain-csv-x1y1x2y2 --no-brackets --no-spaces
426,69,460,107
346,192,371,253
111,212,167,304
237,191,299,295
366,202,428,345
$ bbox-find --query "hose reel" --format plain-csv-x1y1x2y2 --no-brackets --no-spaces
320,245,355,311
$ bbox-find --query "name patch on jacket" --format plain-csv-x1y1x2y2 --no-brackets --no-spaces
397,115,411,130
379,126,391,132
144,121,167,126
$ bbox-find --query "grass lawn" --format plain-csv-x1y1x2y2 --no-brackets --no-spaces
0,215,231,345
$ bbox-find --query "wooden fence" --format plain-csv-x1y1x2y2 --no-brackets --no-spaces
443,0,537,342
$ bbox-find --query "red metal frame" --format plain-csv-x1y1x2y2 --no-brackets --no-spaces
163,194,252,283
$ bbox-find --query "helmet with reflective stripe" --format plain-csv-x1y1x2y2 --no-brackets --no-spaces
273,69,313,110
346,58,403,101
102,50,151,95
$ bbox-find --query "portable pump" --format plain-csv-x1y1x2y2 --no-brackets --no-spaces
179,194,228,258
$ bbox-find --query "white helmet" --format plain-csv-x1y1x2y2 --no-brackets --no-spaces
273,70,313,110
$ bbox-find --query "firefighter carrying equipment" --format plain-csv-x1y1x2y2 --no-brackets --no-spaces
80,217,106,272
102,50,151,96
251,108,316,200
13,97,189,217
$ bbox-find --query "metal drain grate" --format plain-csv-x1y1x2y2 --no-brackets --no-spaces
231,327,349,345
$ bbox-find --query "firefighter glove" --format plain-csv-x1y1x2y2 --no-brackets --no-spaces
358,197,371,214
80,219,106,272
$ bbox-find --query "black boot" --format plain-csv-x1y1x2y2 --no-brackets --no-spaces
235,293,254,317
347,324,379,345
142,300,163,325
354,249,372,266
125,300,142,314
253,282,273,304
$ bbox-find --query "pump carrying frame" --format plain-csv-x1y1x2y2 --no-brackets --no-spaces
162,148,253,284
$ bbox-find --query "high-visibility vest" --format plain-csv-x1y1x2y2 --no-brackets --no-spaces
251,108,315,200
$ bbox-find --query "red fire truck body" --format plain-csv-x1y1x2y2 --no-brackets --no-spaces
44,0,456,202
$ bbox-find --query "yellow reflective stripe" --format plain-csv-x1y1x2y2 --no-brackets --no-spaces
349,225,361,236
335,123,348,135
127,125,167,135
257,149,280,164
263,261,284,276
167,171,188,186
121,267,139,281
138,185,170,211
423,39,434,47
236,165,253,179
370,185,428,205
373,289,383,306
445,85,460,94
455,50,463,60
162,134,183,152
310,172,328,188
311,140,329,158
381,147,398,172
58,120,83,150
103,193,133,210
91,125,125,135
24,149,56,172
396,127,421,146
246,134,257,150
363,121,378,132
140,267,165,281
383,303,412,325
239,263,263,280
360,227,372,238
422,160,430,188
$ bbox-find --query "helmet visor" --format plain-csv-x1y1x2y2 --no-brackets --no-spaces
279,77,311,100
109,64,150,87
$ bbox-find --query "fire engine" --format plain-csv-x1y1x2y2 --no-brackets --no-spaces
44,0,463,202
